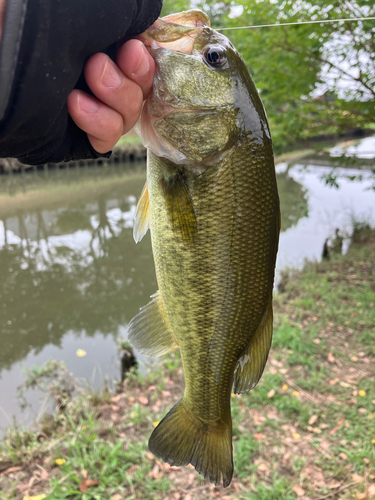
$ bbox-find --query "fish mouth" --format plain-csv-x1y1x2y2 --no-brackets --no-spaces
136,9,210,56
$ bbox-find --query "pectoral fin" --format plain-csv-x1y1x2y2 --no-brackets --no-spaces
161,172,197,246
233,301,273,394
133,181,150,243
128,292,177,357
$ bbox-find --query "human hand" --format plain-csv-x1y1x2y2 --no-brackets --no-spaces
67,39,154,154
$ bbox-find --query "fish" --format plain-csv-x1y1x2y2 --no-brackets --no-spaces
128,9,280,487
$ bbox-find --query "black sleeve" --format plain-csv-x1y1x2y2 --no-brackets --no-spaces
0,0,162,165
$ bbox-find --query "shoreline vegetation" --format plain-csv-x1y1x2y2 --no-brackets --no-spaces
1,132,373,220
0,225,374,499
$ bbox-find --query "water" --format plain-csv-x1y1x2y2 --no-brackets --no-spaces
0,141,374,429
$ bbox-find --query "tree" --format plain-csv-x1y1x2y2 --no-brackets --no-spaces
195,0,375,151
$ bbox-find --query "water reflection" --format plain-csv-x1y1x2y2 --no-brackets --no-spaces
0,194,157,373
276,165,308,231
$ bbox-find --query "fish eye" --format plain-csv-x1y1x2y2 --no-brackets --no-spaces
203,46,227,67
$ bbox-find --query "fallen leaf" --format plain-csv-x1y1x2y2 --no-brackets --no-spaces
328,480,342,489
292,433,301,440
111,394,122,403
292,484,305,497
36,465,48,481
330,418,345,435
308,415,318,425
139,396,148,405
81,469,87,479
150,464,160,479
268,389,275,399
340,381,351,388
79,479,99,492
23,496,46,500
111,495,122,500
320,440,330,451
328,351,335,363
267,410,278,421
307,426,322,434
184,495,192,500
356,493,366,499
76,349,87,357
255,433,265,440
4,466,22,474
329,379,338,385
367,484,375,498
257,463,269,472
173,494,181,500
250,409,265,425
352,474,364,483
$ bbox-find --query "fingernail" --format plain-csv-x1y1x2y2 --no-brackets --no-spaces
132,44,150,77
101,59,122,89
78,93,99,113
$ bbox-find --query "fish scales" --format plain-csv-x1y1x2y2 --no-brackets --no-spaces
129,9,280,487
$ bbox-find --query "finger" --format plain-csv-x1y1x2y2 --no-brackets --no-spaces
84,51,146,135
67,90,124,153
116,39,155,99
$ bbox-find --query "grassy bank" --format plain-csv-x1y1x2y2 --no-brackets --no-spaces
0,229,374,500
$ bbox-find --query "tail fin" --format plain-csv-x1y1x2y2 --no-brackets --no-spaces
148,399,233,487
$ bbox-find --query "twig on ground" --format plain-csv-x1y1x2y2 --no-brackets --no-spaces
305,436,332,459
284,378,323,404
180,484,213,494
313,481,357,500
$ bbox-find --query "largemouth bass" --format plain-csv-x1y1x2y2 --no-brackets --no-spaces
129,9,280,487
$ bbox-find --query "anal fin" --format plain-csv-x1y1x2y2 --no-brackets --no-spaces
128,292,177,357
234,300,273,394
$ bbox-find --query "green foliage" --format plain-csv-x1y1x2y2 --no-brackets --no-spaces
161,0,192,17
17,360,76,411
195,0,375,150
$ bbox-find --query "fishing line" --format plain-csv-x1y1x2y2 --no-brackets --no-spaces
215,16,375,31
